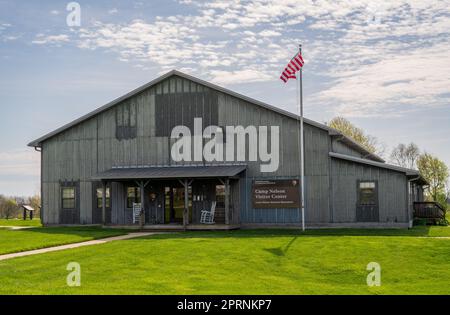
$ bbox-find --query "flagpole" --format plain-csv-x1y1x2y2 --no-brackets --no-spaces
299,44,306,232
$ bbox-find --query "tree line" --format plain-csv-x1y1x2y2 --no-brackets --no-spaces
328,117,449,209
0,195,41,219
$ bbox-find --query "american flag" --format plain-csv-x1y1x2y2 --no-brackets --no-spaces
280,52,304,83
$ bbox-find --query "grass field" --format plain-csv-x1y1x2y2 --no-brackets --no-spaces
0,218,42,227
0,227,449,295
0,227,127,255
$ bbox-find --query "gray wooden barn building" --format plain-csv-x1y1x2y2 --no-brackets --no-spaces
28,70,426,229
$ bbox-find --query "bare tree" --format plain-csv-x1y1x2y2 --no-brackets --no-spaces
390,143,421,169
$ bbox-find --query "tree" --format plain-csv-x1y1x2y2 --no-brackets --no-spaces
27,194,41,219
327,117,384,156
0,198,19,219
417,153,449,207
390,143,420,169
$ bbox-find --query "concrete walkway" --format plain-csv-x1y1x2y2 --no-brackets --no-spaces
0,226,36,230
0,232,156,261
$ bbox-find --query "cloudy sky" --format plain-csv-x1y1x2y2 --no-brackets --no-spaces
0,0,449,196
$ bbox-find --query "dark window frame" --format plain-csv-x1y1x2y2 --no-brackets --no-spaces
126,186,141,209
357,181,378,206
61,186,76,210
96,187,111,209
115,103,137,140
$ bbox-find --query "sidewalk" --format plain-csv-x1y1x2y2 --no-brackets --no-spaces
0,232,156,261
0,226,35,230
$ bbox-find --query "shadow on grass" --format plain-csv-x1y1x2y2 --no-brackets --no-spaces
264,236,299,257
8,226,130,239
14,225,445,242
141,226,438,241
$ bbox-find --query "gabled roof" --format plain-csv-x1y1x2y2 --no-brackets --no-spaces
329,152,421,176
27,70,383,162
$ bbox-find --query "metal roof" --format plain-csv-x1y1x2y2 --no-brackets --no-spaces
329,152,420,175
331,135,384,163
27,70,383,162
92,164,247,181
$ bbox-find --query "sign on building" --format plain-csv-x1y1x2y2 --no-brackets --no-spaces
252,180,300,208
133,203,142,224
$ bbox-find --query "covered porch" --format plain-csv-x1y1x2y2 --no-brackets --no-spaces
92,165,246,230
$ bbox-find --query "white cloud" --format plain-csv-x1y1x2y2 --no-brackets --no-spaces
108,8,118,15
0,149,40,177
2,35,18,41
29,0,450,117
259,30,281,37
50,10,60,15
210,69,272,84
32,34,70,45
311,41,450,117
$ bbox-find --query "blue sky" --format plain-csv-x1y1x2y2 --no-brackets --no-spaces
0,0,449,196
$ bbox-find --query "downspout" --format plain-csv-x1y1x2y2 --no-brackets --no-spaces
35,145,43,224
407,175,421,228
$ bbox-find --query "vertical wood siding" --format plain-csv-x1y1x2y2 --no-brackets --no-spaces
331,138,364,158
40,74,407,226
330,158,408,223
218,92,331,224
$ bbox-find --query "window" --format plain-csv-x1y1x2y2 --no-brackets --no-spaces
127,187,141,208
359,181,377,206
116,103,137,140
96,188,110,209
62,187,76,209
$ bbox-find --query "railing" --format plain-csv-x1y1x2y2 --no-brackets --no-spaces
413,202,446,221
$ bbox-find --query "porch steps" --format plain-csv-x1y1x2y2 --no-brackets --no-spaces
214,207,226,224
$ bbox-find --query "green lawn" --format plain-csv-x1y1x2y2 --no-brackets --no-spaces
0,218,42,227
0,227,449,295
0,227,127,255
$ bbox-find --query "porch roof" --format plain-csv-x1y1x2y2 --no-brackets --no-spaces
92,164,247,181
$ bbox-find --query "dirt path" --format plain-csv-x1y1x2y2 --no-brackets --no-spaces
0,232,156,261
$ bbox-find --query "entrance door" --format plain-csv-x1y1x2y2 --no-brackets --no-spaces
356,181,379,222
60,184,80,225
92,185,111,224
164,185,192,224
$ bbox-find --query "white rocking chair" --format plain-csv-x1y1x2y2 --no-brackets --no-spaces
200,201,217,224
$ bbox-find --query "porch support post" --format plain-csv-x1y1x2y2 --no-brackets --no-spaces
139,181,145,228
135,180,150,228
225,178,230,225
184,179,189,227
178,179,193,228
101,180,107,225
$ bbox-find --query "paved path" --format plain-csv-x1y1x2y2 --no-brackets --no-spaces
0,232,156,261
0,226,36,230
